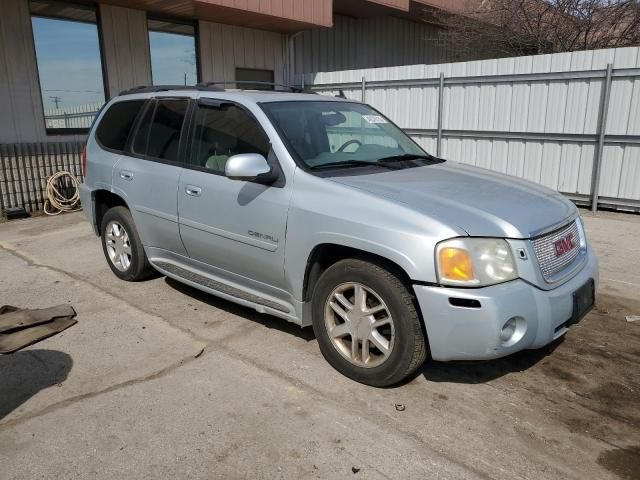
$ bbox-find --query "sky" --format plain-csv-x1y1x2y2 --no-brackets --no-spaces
32,17,198,111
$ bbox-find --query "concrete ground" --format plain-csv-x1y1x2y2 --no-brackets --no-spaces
0,210,638,480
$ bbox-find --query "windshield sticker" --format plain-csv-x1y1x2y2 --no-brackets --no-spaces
362,115,387,124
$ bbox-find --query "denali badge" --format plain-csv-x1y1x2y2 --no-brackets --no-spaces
248,230,279,243
554,233,576,257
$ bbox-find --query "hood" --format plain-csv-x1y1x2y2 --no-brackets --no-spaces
329,162,577,238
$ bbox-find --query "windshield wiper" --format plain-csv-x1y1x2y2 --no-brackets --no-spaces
309,160,402,171
377,153,443,164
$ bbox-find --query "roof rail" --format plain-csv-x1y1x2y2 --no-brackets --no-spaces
196,81,316,94
118,84,224,96
118,81,316,97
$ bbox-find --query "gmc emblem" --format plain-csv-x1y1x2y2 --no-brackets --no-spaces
554,233,576,257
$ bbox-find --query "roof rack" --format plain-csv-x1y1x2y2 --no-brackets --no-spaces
119,84,225,96
196,81,316,94
119,82,316,97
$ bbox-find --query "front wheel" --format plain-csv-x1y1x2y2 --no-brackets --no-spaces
311,258,427,387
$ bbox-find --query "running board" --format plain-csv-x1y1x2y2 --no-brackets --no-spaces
153,260,294,317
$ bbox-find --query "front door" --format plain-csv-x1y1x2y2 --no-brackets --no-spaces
178,100,291,291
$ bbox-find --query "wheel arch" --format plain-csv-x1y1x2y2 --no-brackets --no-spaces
301,241,417,304
92,189,130,235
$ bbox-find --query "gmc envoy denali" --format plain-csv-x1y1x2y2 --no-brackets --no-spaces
80,84,598,387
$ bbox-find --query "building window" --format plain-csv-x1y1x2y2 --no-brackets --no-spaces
30,1,106,133
148,19,198,86
236,68,275,90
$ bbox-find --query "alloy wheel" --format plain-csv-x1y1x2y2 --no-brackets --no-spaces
324,282,395,368
105,221,132,272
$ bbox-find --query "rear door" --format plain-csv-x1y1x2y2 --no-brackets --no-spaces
177,99,292,290
111,97,190,256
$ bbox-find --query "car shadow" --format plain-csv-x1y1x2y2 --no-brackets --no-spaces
419,337,564,384
164,277,563,383
0,349,73,420
163,277,316,342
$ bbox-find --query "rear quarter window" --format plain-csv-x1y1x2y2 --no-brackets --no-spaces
96,100,146,152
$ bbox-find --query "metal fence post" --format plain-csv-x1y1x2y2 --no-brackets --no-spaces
361,76,366,103
591,63,614,213
436,72,445,157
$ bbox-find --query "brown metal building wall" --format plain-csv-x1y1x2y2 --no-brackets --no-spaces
0,0,48,143
197,0,333,27
99,4,152,96
198,20,287,83
293,14,463,75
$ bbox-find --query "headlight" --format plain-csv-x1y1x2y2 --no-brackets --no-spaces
436,238,518,287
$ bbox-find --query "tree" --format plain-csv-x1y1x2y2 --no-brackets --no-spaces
434,0,640,57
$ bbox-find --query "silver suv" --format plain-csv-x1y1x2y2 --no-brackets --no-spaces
80,84,598,386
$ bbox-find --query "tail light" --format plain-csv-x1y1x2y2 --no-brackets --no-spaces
82,144,87,177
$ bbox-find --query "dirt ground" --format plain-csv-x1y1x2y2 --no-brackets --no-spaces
0,209,639,479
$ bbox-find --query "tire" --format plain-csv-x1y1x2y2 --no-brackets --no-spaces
100,206,154,281
311,258,427,387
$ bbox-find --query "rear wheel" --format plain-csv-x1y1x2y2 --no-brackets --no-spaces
100,206,154,281
311,258,427,387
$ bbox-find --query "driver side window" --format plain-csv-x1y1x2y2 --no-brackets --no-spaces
190,103,270,174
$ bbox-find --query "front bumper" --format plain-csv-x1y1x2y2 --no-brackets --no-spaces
414,247,599,361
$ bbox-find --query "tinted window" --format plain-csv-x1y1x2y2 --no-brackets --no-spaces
191,104,270,173
96,100,145,151
132,99,188,162
132,102,155,156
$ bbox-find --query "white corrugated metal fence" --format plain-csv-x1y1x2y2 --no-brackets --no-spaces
304,47,640,212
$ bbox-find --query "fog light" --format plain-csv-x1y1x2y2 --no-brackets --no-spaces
500,318,517,342
500,316,526,346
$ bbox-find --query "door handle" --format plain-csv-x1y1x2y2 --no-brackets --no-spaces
185,185,202,197
119,170,134,181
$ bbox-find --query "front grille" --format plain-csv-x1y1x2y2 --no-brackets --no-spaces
532,220,581,281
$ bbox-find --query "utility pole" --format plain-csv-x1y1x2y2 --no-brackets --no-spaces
49,96,62,109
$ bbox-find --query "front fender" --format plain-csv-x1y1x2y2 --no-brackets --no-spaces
283,169,464,302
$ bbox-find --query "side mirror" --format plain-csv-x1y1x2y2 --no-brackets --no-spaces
225,153,277,184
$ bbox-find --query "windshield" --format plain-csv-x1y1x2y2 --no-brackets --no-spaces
261,101,440,171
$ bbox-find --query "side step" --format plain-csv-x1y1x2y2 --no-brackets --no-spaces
153,260,294,317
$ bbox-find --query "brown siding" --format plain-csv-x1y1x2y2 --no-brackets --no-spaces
99,5,152,97
196,0,333,27
412,0,471,13
198,20,286,84
364,0,409,11
102,0,333,30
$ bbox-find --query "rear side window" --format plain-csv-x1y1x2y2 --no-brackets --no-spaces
132,102,155,155
190,103,270,174
96,100,145,152
131,99,189,162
